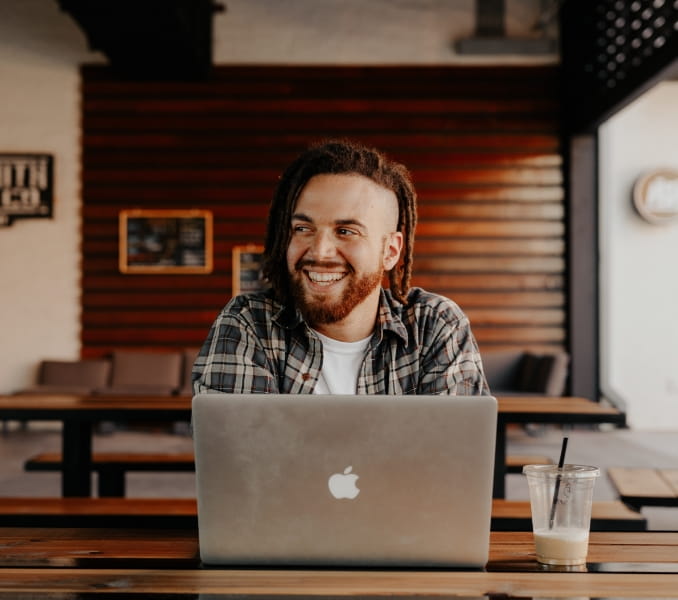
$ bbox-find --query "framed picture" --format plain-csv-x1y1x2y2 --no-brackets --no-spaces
232,244,268,295
119,209,213,274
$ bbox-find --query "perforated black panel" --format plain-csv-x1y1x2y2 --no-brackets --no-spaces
593,0,677,87
561,0,678,133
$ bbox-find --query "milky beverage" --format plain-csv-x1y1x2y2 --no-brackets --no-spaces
523,463,600,567
534,527,589,565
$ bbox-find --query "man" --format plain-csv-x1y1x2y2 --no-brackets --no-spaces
193,139,488,395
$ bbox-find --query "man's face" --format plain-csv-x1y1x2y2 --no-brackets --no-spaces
286,173,403,327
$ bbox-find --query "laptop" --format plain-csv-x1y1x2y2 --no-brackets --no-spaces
192,393,497,568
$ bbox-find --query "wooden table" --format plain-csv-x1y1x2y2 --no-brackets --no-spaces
0,529,676,597
0,394,625,499
494,396,625,497
0,394,192,497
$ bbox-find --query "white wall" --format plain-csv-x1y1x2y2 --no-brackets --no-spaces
212,0,554,64
0,0,102,391
599,82,678,430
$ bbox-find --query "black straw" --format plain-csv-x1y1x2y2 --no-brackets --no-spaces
548,436,569,530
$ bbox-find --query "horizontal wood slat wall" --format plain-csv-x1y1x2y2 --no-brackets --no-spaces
81,65,564,358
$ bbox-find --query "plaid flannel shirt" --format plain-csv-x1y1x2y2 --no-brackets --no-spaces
192,287,488,395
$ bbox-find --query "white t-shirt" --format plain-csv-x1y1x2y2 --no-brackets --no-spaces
312,329,371,394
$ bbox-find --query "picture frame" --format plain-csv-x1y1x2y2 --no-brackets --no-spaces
119,209,213,274
232,244,268,295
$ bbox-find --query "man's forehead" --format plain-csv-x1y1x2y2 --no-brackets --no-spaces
295,173,398,218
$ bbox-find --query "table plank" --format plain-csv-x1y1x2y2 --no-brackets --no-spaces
0,568,677,597
0,393,191,413
661,469,678,496
0,497,197,516
0,528,198,568
488,531,678,565
0,529,676,570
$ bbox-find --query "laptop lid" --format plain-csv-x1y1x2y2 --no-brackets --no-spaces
192,393,497,568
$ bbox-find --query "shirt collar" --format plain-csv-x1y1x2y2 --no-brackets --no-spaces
271,298,303,330
375,288,409,344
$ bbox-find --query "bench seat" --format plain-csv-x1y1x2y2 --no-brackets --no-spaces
0,496,646,531
0,497,197,528
24,452,195,497
491,499,647,531
505,454,553,474
608,467,678,510
27,452,552,496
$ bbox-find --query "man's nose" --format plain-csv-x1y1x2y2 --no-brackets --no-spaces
309,230,336,259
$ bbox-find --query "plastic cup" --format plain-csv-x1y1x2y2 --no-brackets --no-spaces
523,464,600,566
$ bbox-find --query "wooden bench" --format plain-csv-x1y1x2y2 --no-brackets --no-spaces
608,467,678,511
505,454,553,474
24,452,195,497
25,452,548,496
0,496,646,531
491,499,647,531
0,497,198,528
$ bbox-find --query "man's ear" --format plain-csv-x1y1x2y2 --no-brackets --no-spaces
383,231,403,271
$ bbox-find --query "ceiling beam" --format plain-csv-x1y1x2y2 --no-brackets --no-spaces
57,0,224,80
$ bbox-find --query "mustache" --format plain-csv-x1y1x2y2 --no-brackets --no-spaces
294,259,353,273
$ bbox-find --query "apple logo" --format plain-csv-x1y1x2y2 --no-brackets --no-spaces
328,466,360,499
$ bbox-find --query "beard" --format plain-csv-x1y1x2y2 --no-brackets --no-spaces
289,260,384,326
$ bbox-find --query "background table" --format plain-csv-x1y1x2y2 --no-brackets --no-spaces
494,396,625,497
0,394,191,496
0,394,626,498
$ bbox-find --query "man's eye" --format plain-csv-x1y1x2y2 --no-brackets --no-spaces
337,228,356,236
292,224,310,233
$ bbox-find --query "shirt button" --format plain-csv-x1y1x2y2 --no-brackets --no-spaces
301,373,311,381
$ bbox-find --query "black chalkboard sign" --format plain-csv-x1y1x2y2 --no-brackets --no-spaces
0,153,53,226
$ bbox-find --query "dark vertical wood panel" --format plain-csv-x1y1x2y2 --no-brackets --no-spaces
566,134,599,400
80,65,564,358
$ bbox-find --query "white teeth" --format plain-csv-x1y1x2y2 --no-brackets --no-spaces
307,271,344,284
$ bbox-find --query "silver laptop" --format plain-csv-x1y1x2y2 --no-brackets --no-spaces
192,393,497,568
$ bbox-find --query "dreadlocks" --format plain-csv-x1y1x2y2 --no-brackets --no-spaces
262,139,417,306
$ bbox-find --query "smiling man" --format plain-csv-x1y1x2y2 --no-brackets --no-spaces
193,139,488,395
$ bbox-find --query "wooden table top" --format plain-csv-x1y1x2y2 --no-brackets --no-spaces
0,566,677,597
0,393,192,412
497,396,621,416
0,530,676,596
0,393,623,418
0,529,676,569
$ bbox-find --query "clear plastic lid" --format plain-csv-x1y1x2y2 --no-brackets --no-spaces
523,464,600,479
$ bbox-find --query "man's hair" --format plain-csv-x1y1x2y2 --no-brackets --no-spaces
262,139,417,305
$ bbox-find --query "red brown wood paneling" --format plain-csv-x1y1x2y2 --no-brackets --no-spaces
81,65,564,357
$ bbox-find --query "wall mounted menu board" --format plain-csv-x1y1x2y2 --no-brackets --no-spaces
232,245,268,295
0,153,53,226
119,209,213,274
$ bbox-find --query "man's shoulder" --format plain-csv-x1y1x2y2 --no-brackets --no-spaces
226,290,278,309
397,287,468,323
221,290,283,322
